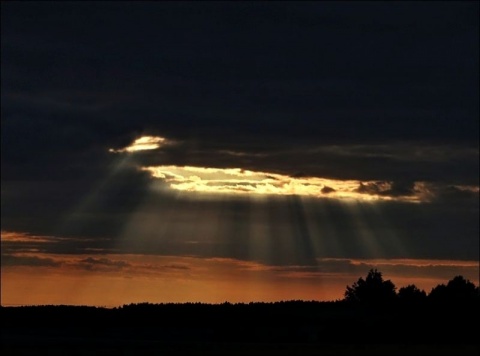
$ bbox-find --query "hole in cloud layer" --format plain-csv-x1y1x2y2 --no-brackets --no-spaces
141,165,433,202
109,136,166,153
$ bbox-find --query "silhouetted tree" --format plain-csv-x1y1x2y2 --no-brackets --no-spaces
344,269,396,304
398,284,427,304
429,275,477,303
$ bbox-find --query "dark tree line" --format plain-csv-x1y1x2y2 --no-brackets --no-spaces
2,269,479,355
344,269,479,304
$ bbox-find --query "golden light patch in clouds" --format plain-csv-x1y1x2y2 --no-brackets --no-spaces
142,165,423,202
451,185,480,194
0,231,91,244
109,136,166,153
1,231,53,243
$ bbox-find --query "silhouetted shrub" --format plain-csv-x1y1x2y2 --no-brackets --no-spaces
398,284,427,304
344,269,396,305
429,275,477,303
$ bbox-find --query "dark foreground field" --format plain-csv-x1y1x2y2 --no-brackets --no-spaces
2,301,479,355
2,342,478,356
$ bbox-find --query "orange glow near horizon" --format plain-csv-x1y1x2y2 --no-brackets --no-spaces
338,257,480,268
0,231,93,244
2,248,478,307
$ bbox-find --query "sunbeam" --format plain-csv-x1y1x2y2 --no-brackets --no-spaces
3,1,478,310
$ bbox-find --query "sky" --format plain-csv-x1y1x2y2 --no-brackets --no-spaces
1,1,479,306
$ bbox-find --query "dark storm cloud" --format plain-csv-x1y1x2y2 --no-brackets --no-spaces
75,257,130,271
1,2,478,265
0,231,115,256
3,2,478,178
1,254,61,267
432,185,480,203
126,140,478,185
355,181,415,198
321,186,336,194
2,2,478,151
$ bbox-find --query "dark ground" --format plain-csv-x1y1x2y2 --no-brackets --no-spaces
2,301,479,355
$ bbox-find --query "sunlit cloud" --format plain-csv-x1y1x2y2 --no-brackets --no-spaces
0,231,90,244
142,165,470,202
105,137,478,203
109,136,167,153
1,254,62,268
322,257,479,268
1,231,54,243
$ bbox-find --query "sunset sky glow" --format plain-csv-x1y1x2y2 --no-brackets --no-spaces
1,1,478,306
